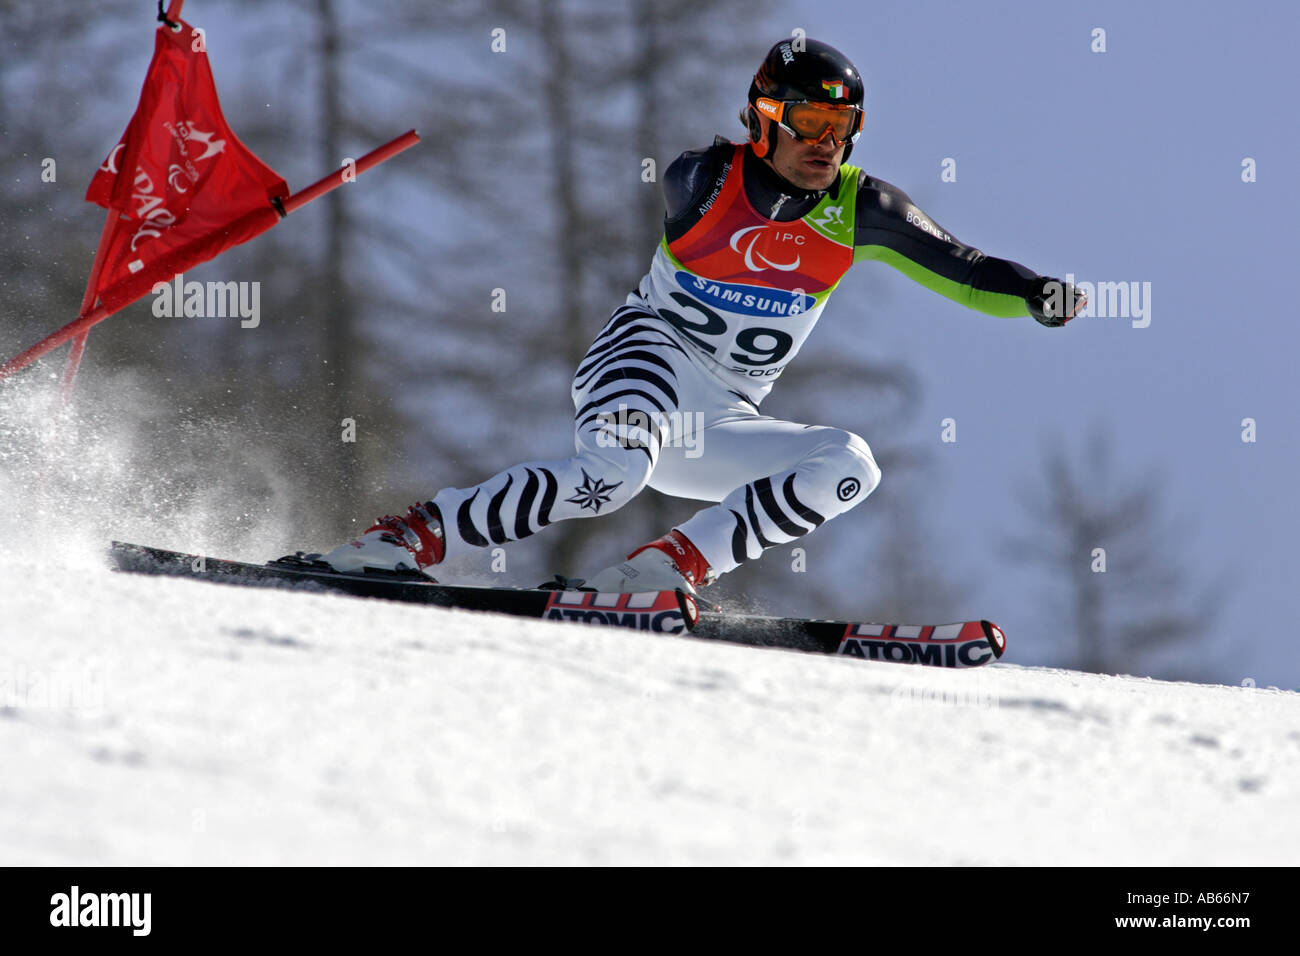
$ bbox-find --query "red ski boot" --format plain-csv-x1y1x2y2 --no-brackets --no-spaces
319,502,444,576
587,529,713,594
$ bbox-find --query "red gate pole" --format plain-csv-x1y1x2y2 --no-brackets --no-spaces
58,207,122,400
0,130,420,389
279,129,420,214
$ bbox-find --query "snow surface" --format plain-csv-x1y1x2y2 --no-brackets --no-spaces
2,549,1297,866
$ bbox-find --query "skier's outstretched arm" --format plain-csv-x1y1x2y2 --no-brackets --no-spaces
853,173,1084,326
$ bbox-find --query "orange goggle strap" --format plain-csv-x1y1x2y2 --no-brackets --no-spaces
754,96,863,146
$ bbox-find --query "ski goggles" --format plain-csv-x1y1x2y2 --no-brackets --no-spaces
754,97,863,147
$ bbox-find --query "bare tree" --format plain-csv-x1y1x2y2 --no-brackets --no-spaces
0,0,142,357
1004,427,1224,680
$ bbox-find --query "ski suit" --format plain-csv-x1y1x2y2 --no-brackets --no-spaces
430,140,1041,576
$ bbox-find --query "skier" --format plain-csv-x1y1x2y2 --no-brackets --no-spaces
317,37,1085,594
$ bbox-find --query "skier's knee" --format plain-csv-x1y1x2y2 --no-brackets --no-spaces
811,428,880,507
574,448,655,514
846,431,881,498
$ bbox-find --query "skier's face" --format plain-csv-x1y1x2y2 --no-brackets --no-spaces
766,125,844,191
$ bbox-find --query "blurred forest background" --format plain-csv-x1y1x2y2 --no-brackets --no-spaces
0,0,1226,682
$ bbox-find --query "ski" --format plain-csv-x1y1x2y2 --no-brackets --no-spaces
107,541,1006,669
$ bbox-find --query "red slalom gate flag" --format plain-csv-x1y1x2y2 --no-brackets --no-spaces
0,2,418,394
84,17,288,312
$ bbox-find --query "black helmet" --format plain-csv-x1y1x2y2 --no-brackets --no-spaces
744,37,865,161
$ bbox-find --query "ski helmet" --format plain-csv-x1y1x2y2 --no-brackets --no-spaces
744,37,865,161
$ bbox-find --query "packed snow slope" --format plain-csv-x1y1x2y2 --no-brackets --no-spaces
2,549,1296,866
